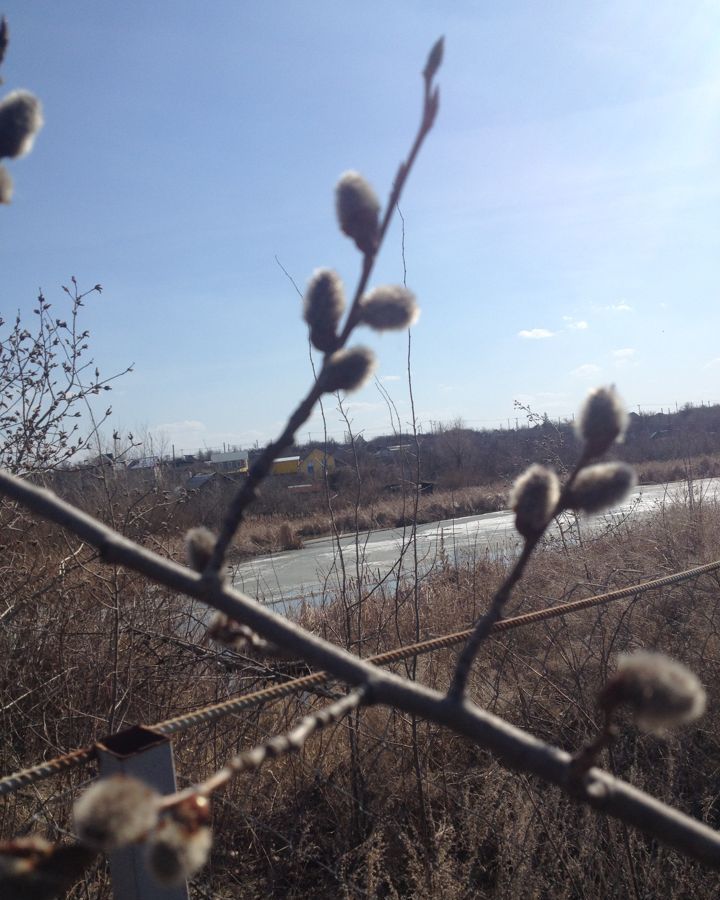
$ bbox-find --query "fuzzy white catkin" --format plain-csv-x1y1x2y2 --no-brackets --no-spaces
146,820,213,886
317,347,376,394
602,651,706,733
0,90,44,159
359,286,419,331
576,386,628,457
0,834,53,876
74,775,160,850
566,463,636,514
303,269,346,353
185,527,216,572
335,171,380,255
510,464,561,538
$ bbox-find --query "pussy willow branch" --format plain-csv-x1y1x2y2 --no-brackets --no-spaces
2,468,720,869
449,448,590,700
206,48,440,575
162,687,367,805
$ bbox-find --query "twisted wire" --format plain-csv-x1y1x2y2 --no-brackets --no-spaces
2,558,718,797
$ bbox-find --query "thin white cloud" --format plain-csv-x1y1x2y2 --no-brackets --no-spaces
612,348,636,360
518,328,555,339
570,363,601,378
153,419,206,434
514,391,569,411
593,303,634,313
568,320,589,330
380,374,401,382
704,357,720,370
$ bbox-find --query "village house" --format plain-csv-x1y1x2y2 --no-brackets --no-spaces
299,448,335,477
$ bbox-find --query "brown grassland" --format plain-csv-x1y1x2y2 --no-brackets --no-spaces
2,478,720,897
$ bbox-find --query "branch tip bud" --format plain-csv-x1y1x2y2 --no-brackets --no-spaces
423,37,444,83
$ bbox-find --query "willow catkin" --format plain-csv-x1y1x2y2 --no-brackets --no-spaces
73,775,160,850
566,462,636,514
576,386,628,457
0,90,43,159
510,464,561,538
185,527,216,572
146,794,212,886
335,171,380,255
359,286,419,331
317,347,376,393
303,268,345,353
600,651,706,734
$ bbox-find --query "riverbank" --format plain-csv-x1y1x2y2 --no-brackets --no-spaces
229,482,509,558
232,478,720,602
227,456,716,560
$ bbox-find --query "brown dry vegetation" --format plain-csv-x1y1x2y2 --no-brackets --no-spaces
233,484,507,556
52,466,507,559
54,443,720,562
2,484,720,897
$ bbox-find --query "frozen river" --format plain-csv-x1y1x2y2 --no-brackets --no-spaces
232,478,718,607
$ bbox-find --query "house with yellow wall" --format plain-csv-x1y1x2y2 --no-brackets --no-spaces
271,456,300,475
299,449,335,477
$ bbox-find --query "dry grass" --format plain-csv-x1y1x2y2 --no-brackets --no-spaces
635,452,720,485
226,484,507,558
2,490,720,897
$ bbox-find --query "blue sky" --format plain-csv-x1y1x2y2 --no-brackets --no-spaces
3,1,719,454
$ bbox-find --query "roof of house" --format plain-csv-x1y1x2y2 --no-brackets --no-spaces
187,473,215,489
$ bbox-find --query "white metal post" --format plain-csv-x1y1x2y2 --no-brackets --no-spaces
96,725,189,900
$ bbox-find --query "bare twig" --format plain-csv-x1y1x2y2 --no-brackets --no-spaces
205,41,443,576
172,687,368,800
448,452,590,700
